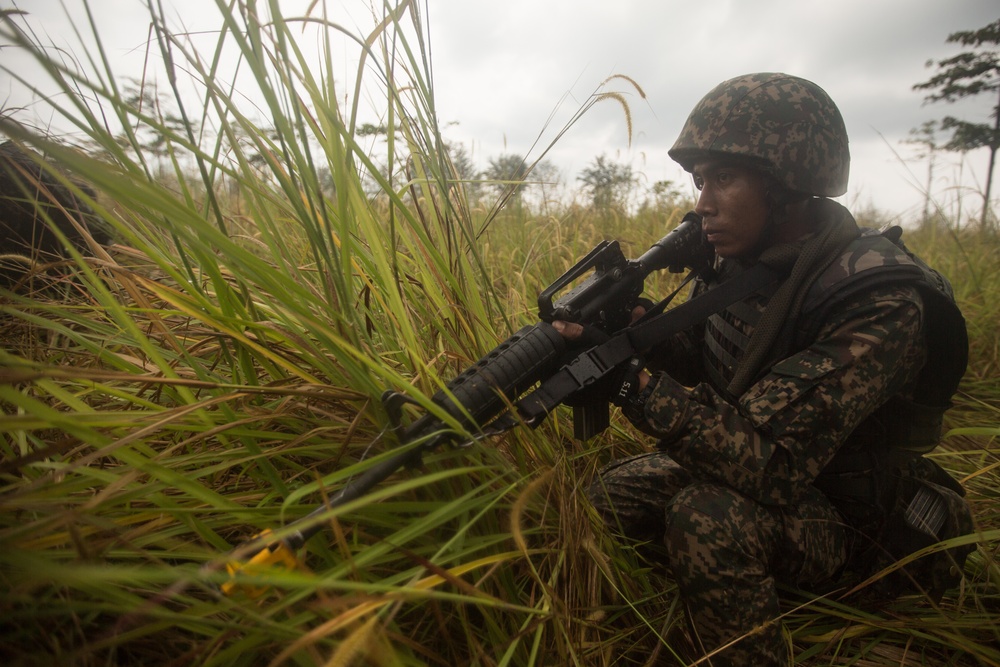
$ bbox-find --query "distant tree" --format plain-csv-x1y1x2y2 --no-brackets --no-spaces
577,154,636,211
531,160,561,213
357,122,389,138
913,19,1000,230
481,153,558,210
647,179,689,212
446,142,482,201
483,153,531,204
118,79,193,177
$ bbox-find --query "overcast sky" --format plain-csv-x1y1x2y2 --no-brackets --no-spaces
3,0,998,221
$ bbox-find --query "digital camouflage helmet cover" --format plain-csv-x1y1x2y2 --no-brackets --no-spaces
669,73,850,197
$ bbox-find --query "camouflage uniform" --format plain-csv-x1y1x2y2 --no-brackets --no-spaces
590,212,926,664
587,74,967,666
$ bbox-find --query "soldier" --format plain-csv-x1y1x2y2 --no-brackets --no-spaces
0,141,111,287
554,73,973,665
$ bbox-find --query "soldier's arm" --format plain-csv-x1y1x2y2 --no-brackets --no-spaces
632,284,925,506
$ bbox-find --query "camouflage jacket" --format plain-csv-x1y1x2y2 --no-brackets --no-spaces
634,206,929,507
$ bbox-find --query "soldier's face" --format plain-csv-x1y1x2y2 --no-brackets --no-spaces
692,160,771,259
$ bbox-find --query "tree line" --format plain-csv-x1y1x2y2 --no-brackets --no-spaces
912,18,999,231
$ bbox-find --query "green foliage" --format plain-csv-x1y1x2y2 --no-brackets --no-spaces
482,153,532,205
577,154,637,212
0,3,997,667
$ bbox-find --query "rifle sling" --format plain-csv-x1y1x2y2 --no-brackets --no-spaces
515,262,782,425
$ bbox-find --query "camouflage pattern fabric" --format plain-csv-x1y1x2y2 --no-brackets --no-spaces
0,141,111,288
590,453,847,665
588,212,929,664
668,73,850,197
640,282,924,505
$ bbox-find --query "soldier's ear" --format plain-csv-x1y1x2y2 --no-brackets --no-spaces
764,178,810,222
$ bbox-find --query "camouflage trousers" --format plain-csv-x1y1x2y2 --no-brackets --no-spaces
589,451,848,667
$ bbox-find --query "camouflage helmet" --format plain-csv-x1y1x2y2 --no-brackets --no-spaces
668,73,850,197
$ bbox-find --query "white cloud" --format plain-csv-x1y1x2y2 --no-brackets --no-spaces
447,0,1000,217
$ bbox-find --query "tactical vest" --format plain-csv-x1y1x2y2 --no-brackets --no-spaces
702,264,777,394
800,226,967,455
702,226,968,455
808,229,973,599
702,226,972,599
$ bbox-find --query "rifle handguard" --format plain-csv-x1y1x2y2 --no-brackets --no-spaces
429,323,567,431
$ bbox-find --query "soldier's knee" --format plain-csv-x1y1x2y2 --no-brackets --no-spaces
586,476,614,521
586,453,685,545
664,483,771,568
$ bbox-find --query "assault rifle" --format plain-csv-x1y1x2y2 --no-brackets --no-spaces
221,212,716,595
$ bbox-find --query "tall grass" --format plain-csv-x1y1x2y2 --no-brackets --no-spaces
1,2,998,666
